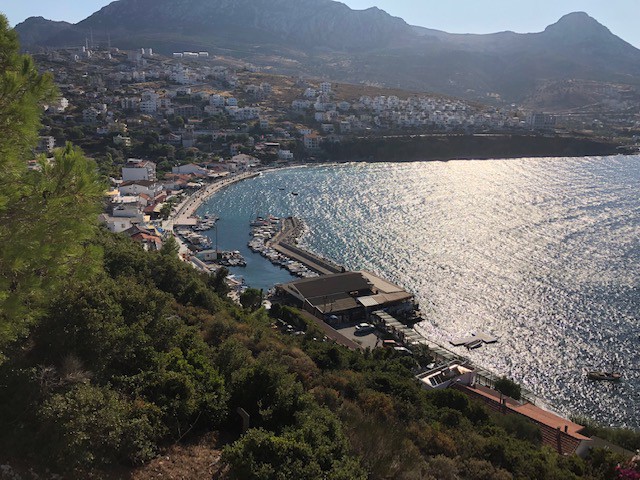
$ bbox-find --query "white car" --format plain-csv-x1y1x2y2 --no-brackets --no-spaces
354,323,375,334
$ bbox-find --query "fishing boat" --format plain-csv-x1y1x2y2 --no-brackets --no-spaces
586,370,622,381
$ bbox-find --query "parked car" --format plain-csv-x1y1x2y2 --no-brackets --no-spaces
354,322,375,335
393,346,413,356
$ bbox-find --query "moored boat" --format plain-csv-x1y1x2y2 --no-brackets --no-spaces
586,370,622,381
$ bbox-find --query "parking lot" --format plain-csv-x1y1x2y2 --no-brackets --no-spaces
336,323,384,350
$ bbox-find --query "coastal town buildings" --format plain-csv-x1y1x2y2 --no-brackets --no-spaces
122,159,157,182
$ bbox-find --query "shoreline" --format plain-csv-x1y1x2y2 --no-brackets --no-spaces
162,151,638,238
162,157,640,429
162,152,638,255
162,171,262,257
322,133,629,164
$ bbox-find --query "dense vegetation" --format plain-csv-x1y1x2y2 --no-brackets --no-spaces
322,135,620,163
0,14,636,479
1,232,631,479
0,15,104,359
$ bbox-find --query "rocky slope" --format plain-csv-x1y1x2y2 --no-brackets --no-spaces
14,2,640,105
13,16,72,46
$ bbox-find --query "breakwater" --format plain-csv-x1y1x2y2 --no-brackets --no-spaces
272,217,344,275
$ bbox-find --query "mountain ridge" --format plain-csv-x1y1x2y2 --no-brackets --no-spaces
14,1,640,105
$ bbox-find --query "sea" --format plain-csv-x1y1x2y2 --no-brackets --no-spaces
198,155,640,428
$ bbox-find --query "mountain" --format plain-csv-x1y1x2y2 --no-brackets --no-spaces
14,2,640,105
26,0,414,52
13,16,72,47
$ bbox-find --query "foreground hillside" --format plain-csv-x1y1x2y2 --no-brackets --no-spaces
0,232,634,479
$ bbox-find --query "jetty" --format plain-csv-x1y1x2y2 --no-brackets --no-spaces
270,217,344,275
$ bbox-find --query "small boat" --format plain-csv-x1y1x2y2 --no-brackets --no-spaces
587,370,622,381
278,187,285,191
465,339,483,350
291,192,299,196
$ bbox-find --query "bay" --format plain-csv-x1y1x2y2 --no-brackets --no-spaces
198,156,640,427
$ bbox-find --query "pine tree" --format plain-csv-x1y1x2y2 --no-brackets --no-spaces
0,15,104,360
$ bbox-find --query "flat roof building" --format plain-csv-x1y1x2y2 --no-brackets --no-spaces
277,270,414,322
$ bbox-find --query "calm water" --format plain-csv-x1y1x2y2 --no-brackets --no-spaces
199,156,640,427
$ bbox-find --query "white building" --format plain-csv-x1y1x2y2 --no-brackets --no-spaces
278,149,294,161
230,154,260,169
303,134,320,150
527,112,556,130
119,180,163,197
121,97,140,110
82,107,100,124
99,214,133,233
140,91,159,114
260,82,272,94
319,82,332,94
122,159,157,182
37,136,55,153
292,100,311,110
111,196,144,221
210,94,226,107
416,362,475,390
113,134,132,147
48,97,69,113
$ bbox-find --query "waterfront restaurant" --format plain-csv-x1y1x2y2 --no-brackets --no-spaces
277,270,414,323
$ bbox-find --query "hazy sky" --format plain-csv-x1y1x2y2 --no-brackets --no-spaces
2,0,639,48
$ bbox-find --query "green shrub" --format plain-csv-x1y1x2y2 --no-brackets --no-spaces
494,376,521,400
39,384,164,469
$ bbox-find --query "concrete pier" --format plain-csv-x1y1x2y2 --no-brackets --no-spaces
269,217,344,275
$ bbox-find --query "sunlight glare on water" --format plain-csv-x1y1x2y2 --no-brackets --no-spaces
200,156,640,427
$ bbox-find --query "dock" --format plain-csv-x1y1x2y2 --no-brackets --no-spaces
450,336,477,347
269,217,344,276
474,331,498,344
450,331,498,348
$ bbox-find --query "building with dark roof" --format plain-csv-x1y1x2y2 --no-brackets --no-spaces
277,271,414,323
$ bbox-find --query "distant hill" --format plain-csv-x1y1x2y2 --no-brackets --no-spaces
14,1,640,106
13,16,72,47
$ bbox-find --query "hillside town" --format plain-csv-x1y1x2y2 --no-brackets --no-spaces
33,43,595,177
28,42,640,296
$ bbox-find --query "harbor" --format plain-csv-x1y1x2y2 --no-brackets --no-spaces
163,170,261,262
189,160,640,431
249,215,344,277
